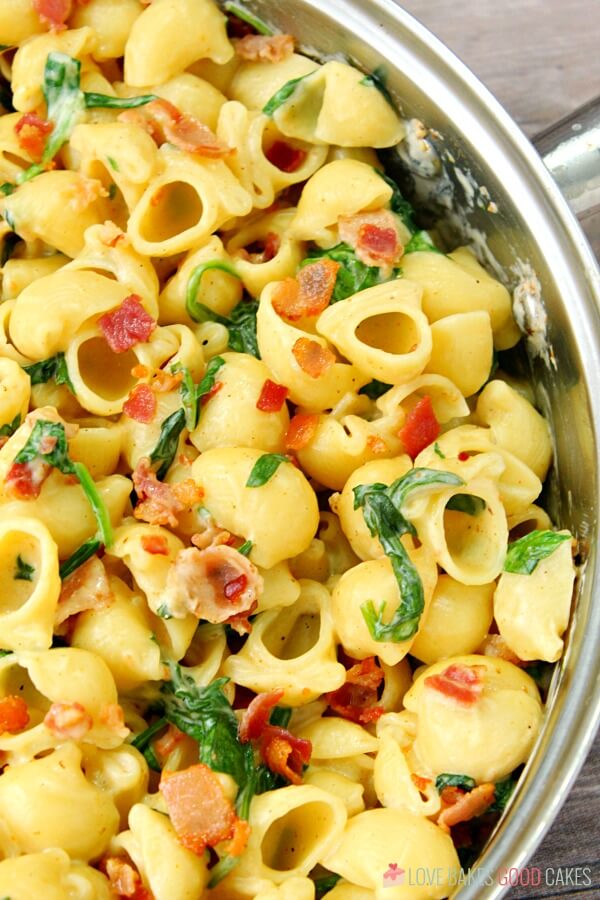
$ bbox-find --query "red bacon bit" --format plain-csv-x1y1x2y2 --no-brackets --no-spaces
285,413,319,451
424,663,484,706
399,395,440,458
265,140,307,173
358,224,398,266
132,458,203,528
256,379,288,412
55,556,113,627
200,381,223,406
292,337,336,378
263,231,281,261
367,434,388,455
141,534,170,556
239,690,284,743
5,457,52,499
160,763,245,856
44,701,93,740
234,34,295,63
338,209,401,268
458,451,470,461
103,857,152,900
437,783,496,833
123,384,157,423
479,634,523,665
98,295,156,354
0,696,29,734
325,657,384,724
239,690,311,786
33,0,71,30
154,724,185,760
131,365,183,394
223,574,248,601
273,260,340,322
125,99,233,158
411,773,432,793
99,703,129,739
14,113,53,162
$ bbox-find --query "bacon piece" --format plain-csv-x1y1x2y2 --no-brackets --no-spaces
97,222,129,248
237,231,281,264
239,689,284,743
103,858,151,900
141,534,170,556
55,556,113,626
338,209,401,267
14,113,53,162
123,383,157,423
437,783,496,833
44,701,93,740
367,434,388,455
163,543,263,631
261,728,312,785
5,457,52,499
131,365,183,394
411,773,432,793
98,703,129,740
125,99,233,158
424,663,484,706
292,337,336,378
273,260,340,321
285,413,319,451
325,657,384,724
265,140,307,173
256,379,288,412
200,381,223,406
0,695,29,734
234,34,295,62
160,763,244,856
132,458,203,528
33,0,71,30
98,295,156,354
399,395,440,458
154,724,185,760
479,634,523,665
66,175,108,212
458,451,470,462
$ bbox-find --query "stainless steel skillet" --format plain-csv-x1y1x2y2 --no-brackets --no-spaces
224,1,600,896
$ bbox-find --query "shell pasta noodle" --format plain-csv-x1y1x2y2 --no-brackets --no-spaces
0,2,576,899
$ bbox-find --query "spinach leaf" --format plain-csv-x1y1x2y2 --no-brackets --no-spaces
237,539,253,557
377,170,417,233
302,243,398,302
246,453,290,487
224,0,273,35
490,777,517,812
174,357,225,431
83,92,157,109
503,529,571,575
435,773,476,793
59,537,101,580
185,261,241,324
433,442,445,459
354,468,464,641
14,554,34,581
0,413,21,439
149,409,186,480
360,64,394,106
358,379,391,400
14,419,113,546
263,74,309,116
23,352,74,391
131,715,167,773
269,705,292,728
227,298,260,358
446,494,487,516
314,874,341,898
403,230,442,254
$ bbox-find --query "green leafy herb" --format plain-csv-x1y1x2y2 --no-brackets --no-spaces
107,156,119,172
0,413,21,439
435,773,476,793
358,379,391,400
227,298,260,358
174,357,226,431
14,555,34,581
156,602,173,619
1,231,19,265
269,705,292,728
360,64,394,106
59,537,101,580
503,529,571,575
314,874,342,898
403,230,442,254
131,715,167,773
302,243,400,302
377,170,417,233
0,183,15,197
83,92,157,109
490,777,517,812
246,452,290,487
237,539,253,557
14,419,113,546
354,468,464,642
185,260,241,324
433,442,445,459
108,183,117,200
149,408,186,480
196,356,226,403
446,493,487,516
23,352,74,391
224,0,273,35
0,650,12,658
263,74,309,116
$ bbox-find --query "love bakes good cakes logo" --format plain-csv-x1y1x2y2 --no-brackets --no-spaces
382,863,405,887
381,865,594,889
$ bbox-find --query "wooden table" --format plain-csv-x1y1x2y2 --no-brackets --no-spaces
397,1,600,896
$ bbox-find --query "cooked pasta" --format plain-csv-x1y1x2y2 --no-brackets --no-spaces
0,3,574,898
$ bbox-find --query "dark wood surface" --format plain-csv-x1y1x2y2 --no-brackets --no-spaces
397,1,600,895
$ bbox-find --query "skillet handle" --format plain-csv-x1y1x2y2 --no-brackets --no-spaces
534,96,600,258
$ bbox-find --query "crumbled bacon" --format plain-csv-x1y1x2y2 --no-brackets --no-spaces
325,657,384,724
200,381,223,406
44,701,93,740
458,451,470,462
162,543,262,631
411,773,432,793
285,413,319,451
5,457,52,499
265,140,307,173
97,222,129,247
367,434,388,455
437,783,496,833
273,260,340,321
190,521,231,551
154,724,185,760
98,295,156,354
338,209,401,267
399,395,440,459
123,384,157,423
132,458,203,528
292,337,336,378
0,696,29,734
239,689,284,743
55,556,113,626
121,99,232,158
479,634,523,665
424,663,485,706
67,175,108,212
140,534,170,556
239,690,311,785
103,857,151,900
131,365,183,394
256,379,288,412
160,764,245,856
33,0,71,30
234,33,295,62
99,703,129,739
14,113,53,162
